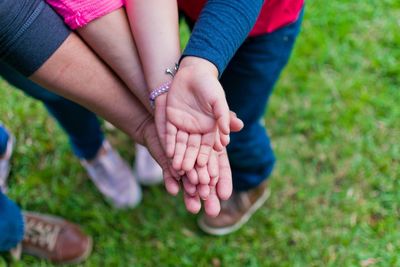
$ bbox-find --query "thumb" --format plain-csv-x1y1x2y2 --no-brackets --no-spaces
229,111,244,132
212,98,231,136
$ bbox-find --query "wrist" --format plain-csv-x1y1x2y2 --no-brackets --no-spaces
180,56,219,78
149,81,171,109
154,93,167,108
147,62,179,92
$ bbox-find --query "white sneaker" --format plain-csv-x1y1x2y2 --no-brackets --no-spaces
81,141,142,209
0,133,14,193
134,144,163,186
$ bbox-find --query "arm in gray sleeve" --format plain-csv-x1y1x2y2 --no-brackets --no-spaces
0,0,70,76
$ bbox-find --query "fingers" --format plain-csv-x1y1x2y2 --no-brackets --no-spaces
198,184,210,200
154,100,168,150
179,149,225,216
197,150,218,201
166,122,177,158
220,133,230,148
197,132,215,167
164,170,180,196
182,134,201,171
197,165,210,185
183,191,201,214
212,95,231,136
169,164,180,180
182,176,197,196
218,110,244,146
216,149,233,200
186,168,199,185
172,130,189,170
207,151,219,180
229,112,244,132
210,175,219,187
204,187,221,217
213,129,224,152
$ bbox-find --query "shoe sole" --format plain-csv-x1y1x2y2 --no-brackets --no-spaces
22,212,93,264
198,187,271,236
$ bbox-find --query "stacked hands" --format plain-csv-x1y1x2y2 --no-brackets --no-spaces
24,0,245,217
153,57,244,217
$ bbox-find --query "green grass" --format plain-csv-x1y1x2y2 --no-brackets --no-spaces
1,0,399,266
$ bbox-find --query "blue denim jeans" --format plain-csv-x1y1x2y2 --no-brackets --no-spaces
222,11,303,191
0,62,104,160
0,125,9,155
0,190,24,251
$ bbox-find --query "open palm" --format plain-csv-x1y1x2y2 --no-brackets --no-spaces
166,65,230,135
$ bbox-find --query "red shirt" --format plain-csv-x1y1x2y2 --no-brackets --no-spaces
178,0,304,36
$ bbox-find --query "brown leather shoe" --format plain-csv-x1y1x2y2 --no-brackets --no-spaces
20,212,92,264
198,181,270,236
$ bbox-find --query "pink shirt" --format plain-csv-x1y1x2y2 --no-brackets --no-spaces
46,0,124,29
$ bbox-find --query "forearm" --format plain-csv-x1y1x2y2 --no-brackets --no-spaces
76,9,151,111
30,34,151,143
126,0,181,90
182,0,264,76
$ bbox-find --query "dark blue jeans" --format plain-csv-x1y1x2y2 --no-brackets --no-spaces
0,124,9,155
0,190,24,251
0,62,104,159
222,12,303,191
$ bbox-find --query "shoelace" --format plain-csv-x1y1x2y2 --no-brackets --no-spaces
24,217,61,251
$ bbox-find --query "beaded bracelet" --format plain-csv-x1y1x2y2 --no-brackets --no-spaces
149,82,171,109
149,63,179,108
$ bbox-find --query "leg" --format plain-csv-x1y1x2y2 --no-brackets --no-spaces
0,125,14,192
221,15,303,191
0,125,9,155
0,190,24,251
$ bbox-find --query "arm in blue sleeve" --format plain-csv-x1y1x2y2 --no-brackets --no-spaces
182,0,264,76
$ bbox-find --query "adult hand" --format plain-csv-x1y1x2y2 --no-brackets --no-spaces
182,147,233,217
134,113,181,197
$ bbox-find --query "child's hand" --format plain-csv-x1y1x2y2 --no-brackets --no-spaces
166,57,243,166
166,57,243,170
166,56,230,142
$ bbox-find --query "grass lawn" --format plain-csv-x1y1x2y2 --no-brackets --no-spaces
1,0,399,266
